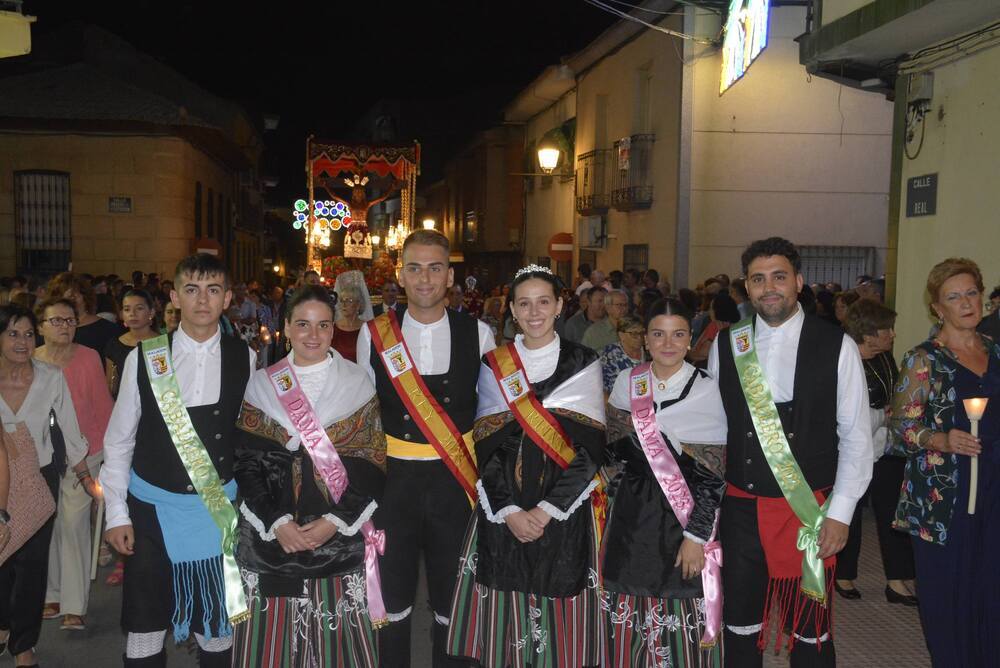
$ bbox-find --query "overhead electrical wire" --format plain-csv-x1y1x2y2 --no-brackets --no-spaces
583,0,719,45
601,0,722,16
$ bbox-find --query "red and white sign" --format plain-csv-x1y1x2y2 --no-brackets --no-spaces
548,233,573,262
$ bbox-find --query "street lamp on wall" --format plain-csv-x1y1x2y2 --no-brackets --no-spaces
537,139,561,174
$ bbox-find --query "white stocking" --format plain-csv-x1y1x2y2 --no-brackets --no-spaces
126,630,166,659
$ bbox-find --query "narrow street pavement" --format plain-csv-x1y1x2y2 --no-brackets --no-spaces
36,514,927,667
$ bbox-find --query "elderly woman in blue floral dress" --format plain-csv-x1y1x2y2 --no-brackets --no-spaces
890,257,1000,667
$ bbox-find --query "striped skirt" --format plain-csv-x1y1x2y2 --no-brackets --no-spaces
602,592,722,668
447,512,603,668
231,569,378,668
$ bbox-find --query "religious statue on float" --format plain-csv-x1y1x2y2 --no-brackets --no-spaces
322,173,404,259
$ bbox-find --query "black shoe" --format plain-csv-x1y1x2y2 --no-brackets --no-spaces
885,585,919,606
834,581,861,599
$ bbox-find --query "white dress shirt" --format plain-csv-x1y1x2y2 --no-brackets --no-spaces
707,305,872,525
356,310,496,385
100,324,256,529
0,360,88,468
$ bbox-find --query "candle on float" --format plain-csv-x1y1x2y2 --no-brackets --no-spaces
962,397,989,514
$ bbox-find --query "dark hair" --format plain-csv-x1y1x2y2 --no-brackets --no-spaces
844,299,897,344
35,297,78,324
835,290,861,308
731,278,749,300
741,237,801,276
48,272,96,314
174,253,230,288
122,288,155,311
0,304,36,334
122,289,158,328
638,288,663,317
643,268,660,284
625,268,642,283
991,285,1000,301
285,285,335,322
798,283,817,315
711,293,741,324
644,297,693,330
585,285,608,301
608,270,624,288
815,289,835,316
402,229,450,256
510,269,562,305
677,288,698,313
578,263,591,277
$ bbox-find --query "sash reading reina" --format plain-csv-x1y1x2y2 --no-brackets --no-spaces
729,319,830,605
368,312,478,500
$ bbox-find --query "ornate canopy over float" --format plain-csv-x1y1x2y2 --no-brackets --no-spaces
303,137,420,272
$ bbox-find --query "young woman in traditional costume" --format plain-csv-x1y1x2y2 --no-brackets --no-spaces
447,265,607,668
603,297,727,667
231,284,388,667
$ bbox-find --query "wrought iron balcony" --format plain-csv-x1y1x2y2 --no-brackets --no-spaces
575,149,611,215
611,134,654,211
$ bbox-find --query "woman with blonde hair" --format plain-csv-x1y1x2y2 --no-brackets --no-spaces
891,257,1000,666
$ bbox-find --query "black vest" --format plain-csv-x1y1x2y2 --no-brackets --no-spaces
717,314,842,496
370,310,480,442
133,333,251,493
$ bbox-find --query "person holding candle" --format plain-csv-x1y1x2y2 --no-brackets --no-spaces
890,257,1000,667
230,284,387,667
34,297,114,632
446,265,606,667
603,297,727,666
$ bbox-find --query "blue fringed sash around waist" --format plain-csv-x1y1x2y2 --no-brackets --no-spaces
129,472,238,641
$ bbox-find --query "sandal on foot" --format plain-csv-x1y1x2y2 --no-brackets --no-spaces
42,602,60,619
60,614,85,630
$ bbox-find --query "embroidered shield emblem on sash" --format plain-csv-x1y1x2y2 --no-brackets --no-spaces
631,371,650,399
732,324,753,355
145,346,172,377
269,368,296,394
501,370,527,403
382,343,412,378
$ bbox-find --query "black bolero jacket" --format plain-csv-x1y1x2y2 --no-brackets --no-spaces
474,339,606,598
233,396,386,596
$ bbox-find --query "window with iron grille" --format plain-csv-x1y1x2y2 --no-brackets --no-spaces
798,246,877,289
623,244,649,273
14,171,71,274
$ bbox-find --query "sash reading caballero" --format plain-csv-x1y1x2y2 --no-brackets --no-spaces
266,358,388,628
485,343,609,538
368,312,478,500
729,319,830,605
141,335,249,624
628,363,722,646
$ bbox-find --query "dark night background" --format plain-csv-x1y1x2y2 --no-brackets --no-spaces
24,1,617,203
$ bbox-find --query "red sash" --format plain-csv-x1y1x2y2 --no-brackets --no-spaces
368,312,477,499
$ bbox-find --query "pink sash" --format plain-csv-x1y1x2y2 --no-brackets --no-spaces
628,363,722,647
267,358,388,627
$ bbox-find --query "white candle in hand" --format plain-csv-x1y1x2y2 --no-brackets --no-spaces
962,397,989,514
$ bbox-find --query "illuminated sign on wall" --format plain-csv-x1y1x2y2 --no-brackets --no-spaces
720,0,770,95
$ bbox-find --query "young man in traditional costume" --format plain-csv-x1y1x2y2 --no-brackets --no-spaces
101,254,256,667
356,229,495,667
707,237,873,667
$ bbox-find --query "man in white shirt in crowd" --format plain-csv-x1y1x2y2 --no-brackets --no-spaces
708,237,872,668
357,230,494,667
101,254,256,668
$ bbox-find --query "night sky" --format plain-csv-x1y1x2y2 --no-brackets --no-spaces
25,1,618,202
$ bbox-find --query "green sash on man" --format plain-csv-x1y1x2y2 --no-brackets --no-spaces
141,334,249,624
729,319,830,604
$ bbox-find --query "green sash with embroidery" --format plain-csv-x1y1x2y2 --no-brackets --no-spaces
141,334,249,624
729,318,830,604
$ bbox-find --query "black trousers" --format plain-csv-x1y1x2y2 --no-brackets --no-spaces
376,458,472,668
721,494,836,668
0,464,59,656
835,456,915,581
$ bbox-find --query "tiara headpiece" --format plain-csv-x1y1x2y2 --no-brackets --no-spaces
514,264,554,280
